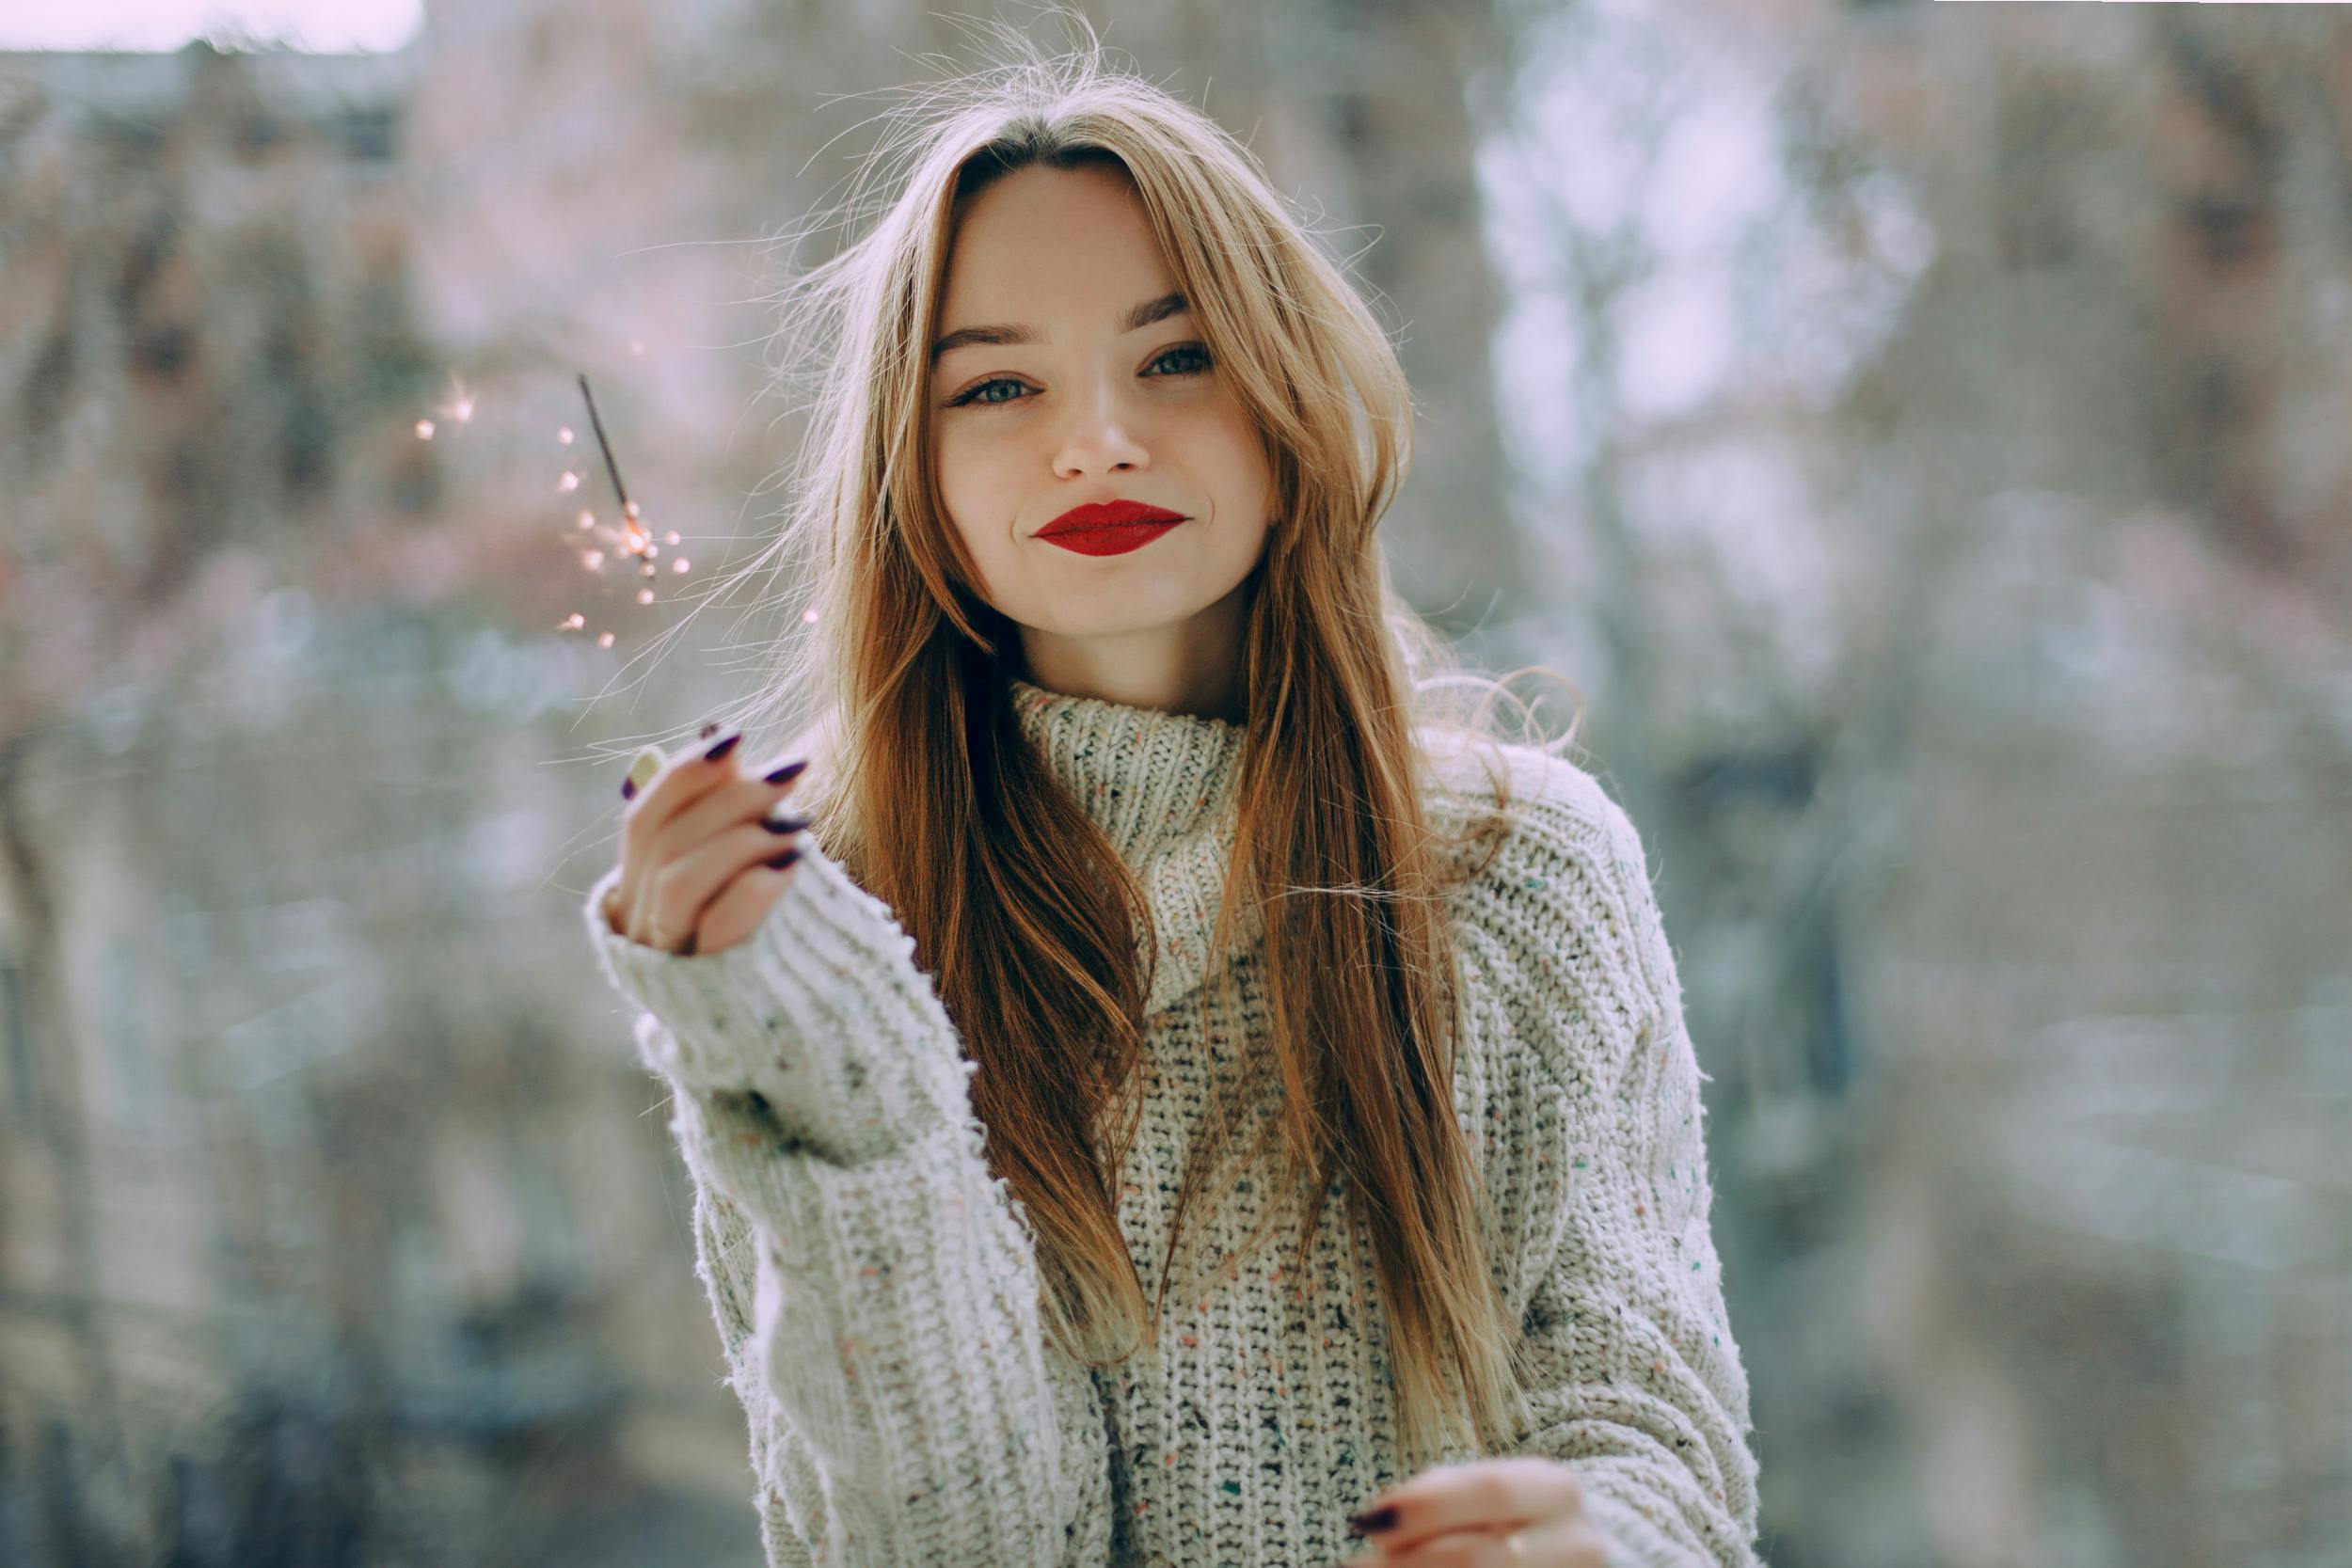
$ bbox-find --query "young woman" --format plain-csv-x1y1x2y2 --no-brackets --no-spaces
585,25,1760,1568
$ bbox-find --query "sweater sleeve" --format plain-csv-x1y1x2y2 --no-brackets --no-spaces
1454,762,1762,1568
582,844,1115,1568
691,1183,817,1568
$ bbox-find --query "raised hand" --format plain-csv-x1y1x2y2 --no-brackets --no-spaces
603,726,813,957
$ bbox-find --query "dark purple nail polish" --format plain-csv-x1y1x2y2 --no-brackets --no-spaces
764,758,810,786
762,815,810,834
620,776,637,800
762,847,803,871
1349,1506,1396,1535
703,732,741,762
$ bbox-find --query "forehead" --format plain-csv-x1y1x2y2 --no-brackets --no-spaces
937,164,1175,319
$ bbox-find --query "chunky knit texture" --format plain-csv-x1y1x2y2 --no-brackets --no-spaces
581,678,1762,1568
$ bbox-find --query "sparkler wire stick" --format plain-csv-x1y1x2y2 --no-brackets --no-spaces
576,373,681,797
577,373,635,519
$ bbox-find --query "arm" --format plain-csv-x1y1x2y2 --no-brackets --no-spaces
691,1183,817,1567
584,844,1115,1567
1454,765,1762,1567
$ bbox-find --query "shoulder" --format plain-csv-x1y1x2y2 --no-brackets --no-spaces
1416,729,1652,897
1417,730,1675,1037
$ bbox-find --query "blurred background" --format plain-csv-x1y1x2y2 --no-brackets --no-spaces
3,0,2349,1563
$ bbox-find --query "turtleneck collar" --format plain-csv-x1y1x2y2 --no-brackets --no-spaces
1008,677,1247,863
1008,676,1258,1018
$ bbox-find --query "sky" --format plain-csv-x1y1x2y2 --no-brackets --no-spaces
0,0,421,52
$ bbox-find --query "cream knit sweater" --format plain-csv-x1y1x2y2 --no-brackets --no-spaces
581,678,1761,1568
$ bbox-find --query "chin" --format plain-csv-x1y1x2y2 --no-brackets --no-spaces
1020,596,1203,640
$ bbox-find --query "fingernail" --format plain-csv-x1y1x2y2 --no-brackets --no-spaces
622,749,663,801
764,758,810,786
762,815,811,835
1349,1506,1396,1535
762,847,803,871
703,731,741,762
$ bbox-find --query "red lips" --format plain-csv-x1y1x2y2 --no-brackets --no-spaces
1037,499,1186,537
1033,499,1189,557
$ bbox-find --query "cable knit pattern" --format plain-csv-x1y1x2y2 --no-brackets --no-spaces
580,678,1762,1568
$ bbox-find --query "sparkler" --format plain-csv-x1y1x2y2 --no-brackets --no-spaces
408,369,693,649
559,372,689,648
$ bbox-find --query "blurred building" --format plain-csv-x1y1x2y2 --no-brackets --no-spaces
0,35,756,1566
1575,7,2352,1563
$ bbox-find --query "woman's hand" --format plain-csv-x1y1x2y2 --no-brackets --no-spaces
1341,1457,1609,1568
602,725,813,957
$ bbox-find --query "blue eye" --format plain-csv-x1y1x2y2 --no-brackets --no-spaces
947,341,1215,408
952,376,1025,409
1150,342,1214,377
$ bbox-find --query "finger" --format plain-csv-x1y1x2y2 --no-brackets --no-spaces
618,729,725,936
1337,1522,1502,1568
1352,1459,1581,1559
621,747,665,803
636,754,807,943
606,747,667,935
624,726,750,868
691,846,805,956
1356,1516,1607,1568
650,819,808,955
651,751,809,878
1549,1516,1612,1568
622,727,755,939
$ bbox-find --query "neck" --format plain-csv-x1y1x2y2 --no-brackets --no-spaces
1010,575,1254,724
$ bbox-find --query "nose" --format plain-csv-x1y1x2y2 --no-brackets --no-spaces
1052,367,1151,478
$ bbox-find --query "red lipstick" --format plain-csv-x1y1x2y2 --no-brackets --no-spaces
1036,499,1186,557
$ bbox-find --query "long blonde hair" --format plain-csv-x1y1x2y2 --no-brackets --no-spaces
671,11,1584,1476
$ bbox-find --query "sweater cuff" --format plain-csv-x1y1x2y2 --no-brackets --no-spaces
1580,1489,1667,1568
580,845,969,1164
1578,1481,1740,1568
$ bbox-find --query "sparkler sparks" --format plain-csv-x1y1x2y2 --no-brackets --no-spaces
408,369,709,645
414,375,479,441
555,372,691,640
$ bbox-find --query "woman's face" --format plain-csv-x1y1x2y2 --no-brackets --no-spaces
926,161,1276,707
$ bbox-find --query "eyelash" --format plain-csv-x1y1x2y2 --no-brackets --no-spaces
946,342,1215,409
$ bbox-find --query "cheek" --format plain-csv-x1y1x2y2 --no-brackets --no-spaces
932,432,1009,531
926,447,992,592
1200,404,1274,499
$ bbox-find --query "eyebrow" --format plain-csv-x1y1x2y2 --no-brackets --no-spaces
930,290,1191,367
